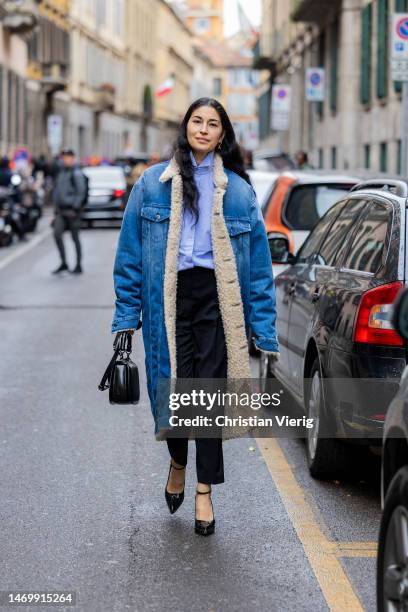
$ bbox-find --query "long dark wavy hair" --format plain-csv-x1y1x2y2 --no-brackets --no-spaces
172,97,251,219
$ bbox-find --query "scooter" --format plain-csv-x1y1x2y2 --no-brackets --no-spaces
0,187,14,247
10,174,41,233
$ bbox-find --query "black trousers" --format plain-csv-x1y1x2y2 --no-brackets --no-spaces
53,212,82,266
166,266,227,485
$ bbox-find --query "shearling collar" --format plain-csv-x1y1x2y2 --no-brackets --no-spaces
159,151,228,189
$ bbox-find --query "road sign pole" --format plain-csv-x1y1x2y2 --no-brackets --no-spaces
391,14,408,175
401,81,408,176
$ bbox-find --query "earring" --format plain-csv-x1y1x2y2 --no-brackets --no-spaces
217,141,223,150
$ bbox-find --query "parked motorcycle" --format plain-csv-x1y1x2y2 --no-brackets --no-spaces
0,187,14,247
10,174,42,233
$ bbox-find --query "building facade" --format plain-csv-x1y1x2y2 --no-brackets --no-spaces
184,0,224,41
154,0,195,156
259,0,408,174
0,1,40,156
25,0,71,156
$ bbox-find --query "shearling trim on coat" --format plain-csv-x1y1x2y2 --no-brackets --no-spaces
159,152,251,382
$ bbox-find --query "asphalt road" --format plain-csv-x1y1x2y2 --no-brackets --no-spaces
0,214,380,612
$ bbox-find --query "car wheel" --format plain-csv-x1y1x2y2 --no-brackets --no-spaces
248,327,260,357
306,357,351,478
377,466,408,612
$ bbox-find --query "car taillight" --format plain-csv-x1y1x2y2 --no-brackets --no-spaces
353,282,404,346
113,189,125,198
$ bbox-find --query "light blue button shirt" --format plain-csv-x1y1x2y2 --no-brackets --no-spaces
177,149,215,271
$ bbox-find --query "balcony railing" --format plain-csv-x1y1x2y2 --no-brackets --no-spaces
1,0,39,35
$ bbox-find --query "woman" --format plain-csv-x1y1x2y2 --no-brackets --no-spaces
111,98,279,536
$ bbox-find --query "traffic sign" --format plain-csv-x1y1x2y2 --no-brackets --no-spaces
271,85,291,131
47,115,63,155
305,68,325,101
391,13,408,80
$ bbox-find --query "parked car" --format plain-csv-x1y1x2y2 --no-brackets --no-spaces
248,172,358,357
253,150,296,172
377,288,408,612
263,171,358,255
248,170,279,209
261,179,408,477
81,165,127,226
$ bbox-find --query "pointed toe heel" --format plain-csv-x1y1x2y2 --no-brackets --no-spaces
195,488,215,536
165,460,185,515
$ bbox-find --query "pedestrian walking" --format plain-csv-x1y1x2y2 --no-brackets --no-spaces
51,148,87,275
294,150,314,170
111,97,279,536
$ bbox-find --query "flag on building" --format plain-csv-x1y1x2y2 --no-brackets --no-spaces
155,76,175,97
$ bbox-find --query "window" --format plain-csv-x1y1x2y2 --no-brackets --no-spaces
330,18,339,113
380,142,388,172
318,148,324,169
297,200,346,263
377,0,389,99
343,202,391,273
284,184,354,232
331,146,337,169
194,18,209,33
360,3,372,105
317,199,368,267
258,87,271,139
397,139,402,174
213,77,221,96
364,144,371,169
96,0,106,28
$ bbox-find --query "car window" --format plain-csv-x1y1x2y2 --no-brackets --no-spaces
249,175,277,208
315,199,368,267
297,200,346,263
83,167,125,185
342,202,392,273
284,184,354,231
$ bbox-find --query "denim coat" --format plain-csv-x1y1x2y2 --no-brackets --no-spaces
111,153,279,438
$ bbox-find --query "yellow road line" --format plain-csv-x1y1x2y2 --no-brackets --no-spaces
256,438,364,612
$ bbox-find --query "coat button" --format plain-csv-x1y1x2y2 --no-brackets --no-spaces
156,213,160,220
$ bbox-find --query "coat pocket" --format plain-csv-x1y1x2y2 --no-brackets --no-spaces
141,205,171,242
225,218,251,237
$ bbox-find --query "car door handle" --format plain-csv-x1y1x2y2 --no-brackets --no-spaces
311,287,321,302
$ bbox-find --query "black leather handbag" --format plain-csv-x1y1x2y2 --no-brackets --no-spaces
98,331,140,404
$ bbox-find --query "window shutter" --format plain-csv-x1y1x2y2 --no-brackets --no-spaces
330,19,339,113
360,3,372,105
317,31,325,118
377,0,389,99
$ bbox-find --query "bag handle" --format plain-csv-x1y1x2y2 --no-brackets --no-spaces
98,331,132,391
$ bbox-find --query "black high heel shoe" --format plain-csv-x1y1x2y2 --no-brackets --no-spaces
165,460,185,514
195,487,215,536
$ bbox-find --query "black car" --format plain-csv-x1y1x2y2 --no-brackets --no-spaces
377,288,408,611
262,179,407,477
81,165,127,226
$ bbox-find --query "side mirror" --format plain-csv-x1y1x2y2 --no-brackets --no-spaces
268,233,295,264
392,288,408,341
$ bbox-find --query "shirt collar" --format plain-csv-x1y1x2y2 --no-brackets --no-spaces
189,149,215,169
